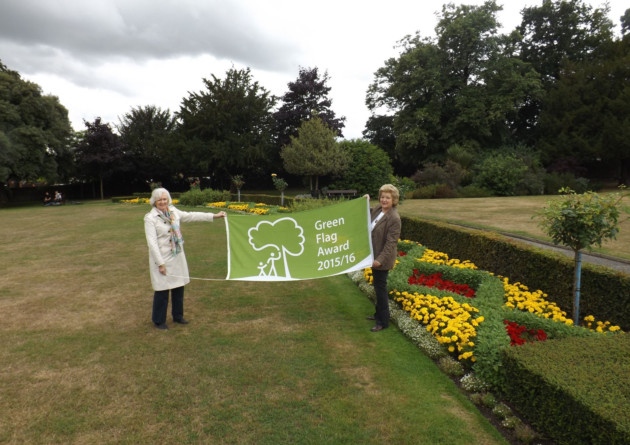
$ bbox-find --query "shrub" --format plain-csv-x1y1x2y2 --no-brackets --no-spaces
330,139,393,196
456,184,493,198
411,160,470,189
543,172,590,194
473,153,528,196
179,188,230,206
391,175,415,202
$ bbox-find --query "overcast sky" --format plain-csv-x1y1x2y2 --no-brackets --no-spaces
0,0,626,139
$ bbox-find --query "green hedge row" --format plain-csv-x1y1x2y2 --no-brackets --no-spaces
501,335,630,445
400,216,630,330
398,218,630,444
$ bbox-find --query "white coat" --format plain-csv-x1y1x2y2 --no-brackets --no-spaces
144,205,216,291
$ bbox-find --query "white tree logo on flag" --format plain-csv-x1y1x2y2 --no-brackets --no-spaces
248,218,305,279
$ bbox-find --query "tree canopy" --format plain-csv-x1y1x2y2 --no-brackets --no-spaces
365,1,542,171
280,115,350,192
117,105,178,186
74,117,125,199
274,67,346,149
177,67,276,186
0,60,72,184
537,36,630,184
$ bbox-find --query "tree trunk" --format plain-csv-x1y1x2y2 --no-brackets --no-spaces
572,250,582,326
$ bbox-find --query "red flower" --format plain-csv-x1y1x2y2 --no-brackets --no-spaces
408,271,476,298
504,320,548,346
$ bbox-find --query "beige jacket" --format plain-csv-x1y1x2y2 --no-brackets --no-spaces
144,206,216,291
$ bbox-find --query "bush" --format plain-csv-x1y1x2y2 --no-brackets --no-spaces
179,188,230,206
391,175,415,202
473,153,528,196
410,184,457,199
543,172,590,194
456,185,493,198
411,160,470,189
330,139,393,196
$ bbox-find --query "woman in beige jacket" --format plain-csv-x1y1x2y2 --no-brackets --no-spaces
368,184,402,332
144,187,226,330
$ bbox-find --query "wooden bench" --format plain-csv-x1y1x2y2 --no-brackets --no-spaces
325,189,358,199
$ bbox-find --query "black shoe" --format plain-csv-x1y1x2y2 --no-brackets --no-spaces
371,325,387,332
155,323,168,330
173,318,189,324
366,315,375,320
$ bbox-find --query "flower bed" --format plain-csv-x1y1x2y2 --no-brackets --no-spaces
360,240,623,385
352,239,626,443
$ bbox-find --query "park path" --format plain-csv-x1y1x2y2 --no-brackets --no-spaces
498,232,630,275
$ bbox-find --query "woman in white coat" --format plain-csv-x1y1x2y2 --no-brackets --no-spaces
144,187,226,330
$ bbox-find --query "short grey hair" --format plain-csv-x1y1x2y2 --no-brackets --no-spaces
149,187,172,206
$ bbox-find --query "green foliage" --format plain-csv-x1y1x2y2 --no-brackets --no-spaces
177,67,277,179
391,175,415,202
543,172,590,195
270,173,288,191
280,114,350,191
473,153,529,196
412,160,471,189
501,335,630,444
366,1,542,167
289,197,340,213
178,188,230,206
399,215,630,330
273,67,346,148
231,174,245,190
411,184,459,199
117,105,178,184
329,139,392,196
0,61,72,184
536,188,625,252
74,118,125,200
537,37,630,183
457,185,493,198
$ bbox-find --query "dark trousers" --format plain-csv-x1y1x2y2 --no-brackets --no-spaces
152,286,184,325
372,269,390,328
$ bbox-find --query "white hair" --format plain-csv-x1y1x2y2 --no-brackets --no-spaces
149,188,172,206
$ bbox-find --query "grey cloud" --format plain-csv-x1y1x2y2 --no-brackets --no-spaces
0,0,300,73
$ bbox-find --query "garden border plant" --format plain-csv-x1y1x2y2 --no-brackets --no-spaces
349,239,627,444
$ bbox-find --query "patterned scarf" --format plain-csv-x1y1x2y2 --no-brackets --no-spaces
157,209,184,255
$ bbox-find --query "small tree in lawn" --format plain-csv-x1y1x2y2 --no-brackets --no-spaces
536,187,627,325
271,173,288,206
232,174,245,202
280,114,349,196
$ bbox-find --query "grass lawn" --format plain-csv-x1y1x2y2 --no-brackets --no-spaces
396,194,630,261
0,202,508,444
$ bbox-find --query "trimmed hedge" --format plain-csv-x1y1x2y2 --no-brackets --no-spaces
400,215,630,330
501,335,630,445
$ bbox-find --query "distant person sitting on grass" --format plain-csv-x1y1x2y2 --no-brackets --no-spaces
53,190,63,205
43,192,52,206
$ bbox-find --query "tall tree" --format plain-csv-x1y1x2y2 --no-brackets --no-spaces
177,67,276,185
365,1,541,170
516,0,614,142
537,35,630,183
74,118,125,199
280,115,349,193
117,105,178,186
519,0,614,83
274,67,346,149
0,60,72,184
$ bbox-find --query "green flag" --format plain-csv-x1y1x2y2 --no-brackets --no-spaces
226,198,373,281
